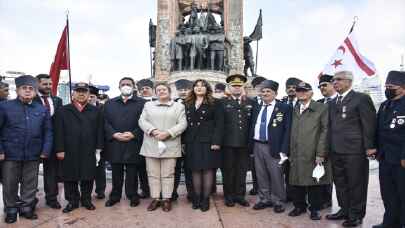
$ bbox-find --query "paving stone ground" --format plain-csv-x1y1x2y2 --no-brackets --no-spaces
0,169,383,228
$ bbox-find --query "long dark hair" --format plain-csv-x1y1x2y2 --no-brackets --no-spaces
184,79,214,106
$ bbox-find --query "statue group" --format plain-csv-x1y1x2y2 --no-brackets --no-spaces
170,2,228,72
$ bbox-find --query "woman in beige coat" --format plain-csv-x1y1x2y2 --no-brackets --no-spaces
139,83,187,212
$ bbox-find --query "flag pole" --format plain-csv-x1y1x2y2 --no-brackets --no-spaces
349,16,358,34
255,40,259,75
66,10,72,102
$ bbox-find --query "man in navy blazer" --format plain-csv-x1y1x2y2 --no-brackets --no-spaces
249,79,292,213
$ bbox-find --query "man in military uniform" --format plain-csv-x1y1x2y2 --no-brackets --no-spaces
373,71,405,228
0,81,9,102
172,79,194,201
221,74,254,207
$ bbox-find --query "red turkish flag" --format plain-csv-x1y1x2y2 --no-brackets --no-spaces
49,24,69,96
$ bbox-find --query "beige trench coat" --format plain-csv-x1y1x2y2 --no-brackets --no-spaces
139,100,187,158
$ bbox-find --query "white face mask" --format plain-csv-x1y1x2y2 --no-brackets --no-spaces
120,86,133,96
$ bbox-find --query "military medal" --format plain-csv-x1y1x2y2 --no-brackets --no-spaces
397,119,405,125
342,106,347,113
342,113,347,119
342,106,347,119
390,124,396,129
272,119,277,127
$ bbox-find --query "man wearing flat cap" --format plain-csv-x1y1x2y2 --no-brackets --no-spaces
282,77,302,107
281,77,303,201
214,83,226,99
249,80,292,213
316,74,337,210
221,74,254,207
54,82,104,213
172,78,194,201
287,82,331,220
326,71,377,227
137,79,155,102
373,71,405,228
0,75,53,223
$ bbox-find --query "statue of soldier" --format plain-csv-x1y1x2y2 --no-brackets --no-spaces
170,34,177,72
188,2,200,29
175,31,186,71
183,27,193,70
193,26,209,70
243,36,255,76
208,27,225,71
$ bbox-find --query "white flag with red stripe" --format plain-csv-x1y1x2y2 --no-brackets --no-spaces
321,31,384,105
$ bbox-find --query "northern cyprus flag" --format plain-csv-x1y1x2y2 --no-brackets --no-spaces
321,31,384,106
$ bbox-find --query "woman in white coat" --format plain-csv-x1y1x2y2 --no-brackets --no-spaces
139,82,187,212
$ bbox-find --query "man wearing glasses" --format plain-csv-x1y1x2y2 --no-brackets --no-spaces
326,71,377,227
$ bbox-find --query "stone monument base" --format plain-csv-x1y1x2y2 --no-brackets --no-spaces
169,70,227,96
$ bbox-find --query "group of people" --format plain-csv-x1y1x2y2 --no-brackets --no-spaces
0,70,404,228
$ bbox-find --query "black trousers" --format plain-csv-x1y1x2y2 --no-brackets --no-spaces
64,180,93,204
291,185,323,211
2,161,39,213
250,155,258,191
331,153,369,220
379,161,405,227
110,164,139,201
320,184,333,205
43,156,61,203
283,160,292,200
94,157,106,195
137,159,150,195
221,147,248,199
173,157,193,197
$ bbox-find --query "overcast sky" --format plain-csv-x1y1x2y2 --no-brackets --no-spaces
0,0,404,97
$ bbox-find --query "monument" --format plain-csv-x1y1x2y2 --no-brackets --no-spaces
152,0,244,91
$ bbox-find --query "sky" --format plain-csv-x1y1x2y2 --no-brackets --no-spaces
0,0,404,97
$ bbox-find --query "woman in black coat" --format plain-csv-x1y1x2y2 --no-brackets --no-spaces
183,79,224,211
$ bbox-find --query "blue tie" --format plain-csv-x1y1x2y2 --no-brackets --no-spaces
259,105,268,141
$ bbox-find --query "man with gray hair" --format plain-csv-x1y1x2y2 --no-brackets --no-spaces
0,75,53,223
326,70,377,227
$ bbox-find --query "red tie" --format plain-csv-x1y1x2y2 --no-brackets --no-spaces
42,96,51,113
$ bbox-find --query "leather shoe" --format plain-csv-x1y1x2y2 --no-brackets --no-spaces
326,209,348,220
81,201,96,210
130,198,140,207
224,197,235,207
342,219,363,227
234,197,250,207
20,211,38,220
273,204,285,213
192,195,200,209
5,213,17,224
96,193,105,199
46,201,62,209
162,200,172,212
62,203,79,213
288,207,306,217
147,199,161,211
200,198,210,212
310,211,322,220
105,199,120,207
371,223,384,228
253,202,273,210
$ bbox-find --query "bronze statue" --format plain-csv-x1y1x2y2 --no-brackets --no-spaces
243,36,255,76
208,27,225,71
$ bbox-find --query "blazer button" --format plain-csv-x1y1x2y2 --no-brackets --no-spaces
190,123,193,126
197,122,200,125
200,117,203,120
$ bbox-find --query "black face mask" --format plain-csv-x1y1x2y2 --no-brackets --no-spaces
385,88,398,100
